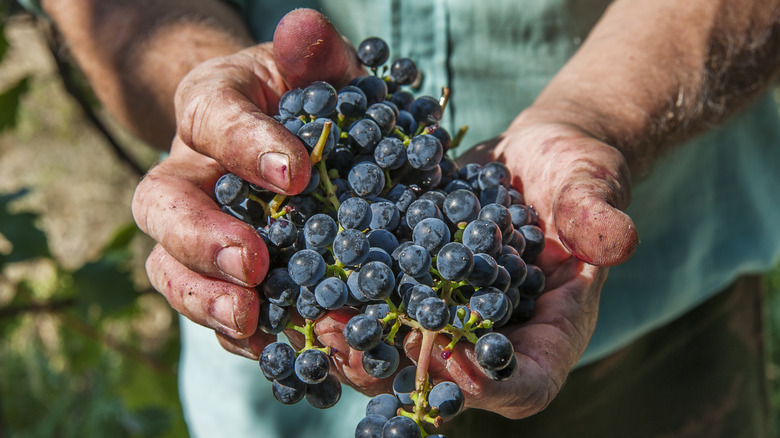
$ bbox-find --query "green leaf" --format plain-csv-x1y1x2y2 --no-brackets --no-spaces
0,189,51,265
0,76,31,133
71,257,137,318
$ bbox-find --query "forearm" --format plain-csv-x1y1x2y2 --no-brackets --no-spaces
518,0,780,175
42,0,254,149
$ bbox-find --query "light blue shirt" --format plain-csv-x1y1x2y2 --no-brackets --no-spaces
178,1,780,436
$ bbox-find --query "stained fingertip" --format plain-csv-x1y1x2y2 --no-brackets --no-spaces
555,195,639,266
273,8,362,88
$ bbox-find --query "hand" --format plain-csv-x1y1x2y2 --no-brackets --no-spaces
312,113,639,416
132,8,364,359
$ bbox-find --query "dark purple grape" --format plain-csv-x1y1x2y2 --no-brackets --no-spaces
349,118,383,152
412,217,450,255
519,264,546,299
336,85,367,117
478,162,512,189
416,297,449,331
267,218,298,248
497,253,527,288
382,416,422,438
305,373,342,409
355,415,388,438
258,301,290,335
278,88,304,117
469,287,510,322
436,242,474,281
428,381,464,419
389,57,418,85
396,244,431,278
262,268,299,306
301,81,337,117
348,162,386,198
358,261,396,300
357,37,390,67
410,96,442,124
443,189,481,225
338,197,373,230
260,342,296,381
354,75,388,106
391,366,418,405
405,199,442,230
272,373,307,405
345,313,383,351
406,134,443,171
518,224,545,261
483,355,518,381
390,90,415,111
370,201,401,230
287,249,326,287
333,229,370,267
462,219,502,257
303,213,338,249
362,341,400,379
374,137,407,170
215,173,248,206
296,286,324,320
365,103,397,136
475,332,515,371
295,348,330,384
366,229,399,255
297,120,337,157
366,393,402,420
314,277,349,310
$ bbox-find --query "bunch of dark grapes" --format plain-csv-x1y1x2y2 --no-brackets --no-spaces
214,37,547,438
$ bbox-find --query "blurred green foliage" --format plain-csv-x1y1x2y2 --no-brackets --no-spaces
0,5,186,437
0,190,187,438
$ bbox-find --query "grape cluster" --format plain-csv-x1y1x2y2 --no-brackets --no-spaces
214,37,547,438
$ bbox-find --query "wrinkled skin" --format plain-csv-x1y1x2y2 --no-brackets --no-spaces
132,8,638,421
313,118,637,419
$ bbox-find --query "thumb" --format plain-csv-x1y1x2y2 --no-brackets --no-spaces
273,8,364,89
553,164,638,267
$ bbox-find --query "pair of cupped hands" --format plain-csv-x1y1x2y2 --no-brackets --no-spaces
132,9,638,420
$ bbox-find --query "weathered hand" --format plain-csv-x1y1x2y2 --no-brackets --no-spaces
132,8,363,359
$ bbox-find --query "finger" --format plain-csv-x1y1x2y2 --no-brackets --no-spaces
132,147,269,286
216,330,277,360
145,244,261,339
553,158,639,266
273,8,365,89
174,46,311,195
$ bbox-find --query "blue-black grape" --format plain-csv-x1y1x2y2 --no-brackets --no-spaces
435,242,474,281
272,373,307,405
382,416,422,438
427,381,464,419
287,249,327,287
345,313,383,351
366,393,403,420
389,57,418,85
260,342,296,381
302,81,337,117
357,37,390,67
362,341,400,379
416,297,449,331
295,348,330,384
358,261,396,300
314,277,349,310
474,332,515,371
215,173,248,206
305,373,342,409
348,162,386,198
333,228,371,267
406,134,443,171
443,189,481,224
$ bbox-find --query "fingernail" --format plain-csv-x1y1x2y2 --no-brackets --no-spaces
258,152,291,192
211,294,237,331
216,246,246,282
